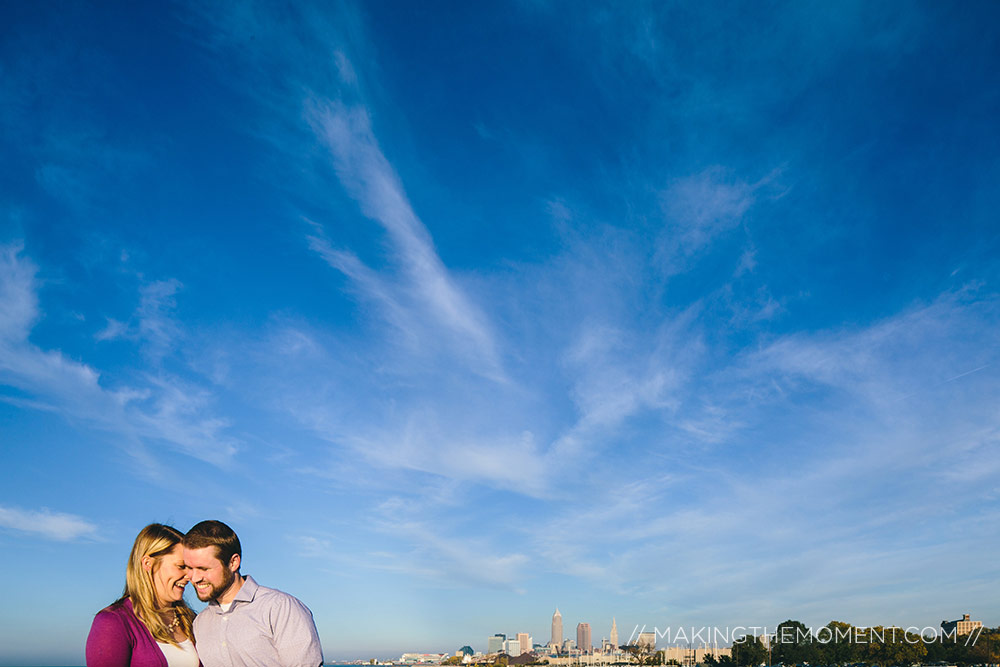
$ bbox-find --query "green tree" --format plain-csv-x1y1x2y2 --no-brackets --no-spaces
704,653,735,667
815,621,859,666
970,628,1000,665
859,626,926,666
771,620,815,665
733,636,768,667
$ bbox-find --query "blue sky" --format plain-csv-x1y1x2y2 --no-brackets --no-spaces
1,0,999,664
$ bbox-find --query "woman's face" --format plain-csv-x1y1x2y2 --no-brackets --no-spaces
151,543,190,607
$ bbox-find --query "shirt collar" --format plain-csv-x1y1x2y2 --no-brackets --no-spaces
234,575,258,603
207,574,257,612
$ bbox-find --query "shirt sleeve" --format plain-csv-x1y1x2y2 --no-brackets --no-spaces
270,594,324,667
86,610,133,667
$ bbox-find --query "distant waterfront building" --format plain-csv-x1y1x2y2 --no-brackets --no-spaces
552,608,563,646
505,639,521,656
400,654,448,664
577,623,592,653
610,618,618,649
488,634,506,654
517,633,532,656
562,639,576,653
637,632,656,650
942,614,983,636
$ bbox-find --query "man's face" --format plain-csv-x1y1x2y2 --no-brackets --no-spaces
184,546,238,603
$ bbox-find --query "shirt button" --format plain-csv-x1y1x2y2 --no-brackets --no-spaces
222,642,227,647
223,617,228,622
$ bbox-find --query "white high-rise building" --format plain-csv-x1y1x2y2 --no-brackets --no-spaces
610,618,618,649
552,609,563,646
505,639,521,656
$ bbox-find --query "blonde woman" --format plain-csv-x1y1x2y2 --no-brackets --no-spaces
86,524,200,667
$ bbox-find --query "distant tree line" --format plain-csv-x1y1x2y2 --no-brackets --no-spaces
623,619,998,667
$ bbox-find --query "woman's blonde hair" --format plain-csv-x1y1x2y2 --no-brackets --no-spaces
117,523,196,645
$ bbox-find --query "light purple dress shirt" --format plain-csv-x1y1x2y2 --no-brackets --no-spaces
193,575,323,667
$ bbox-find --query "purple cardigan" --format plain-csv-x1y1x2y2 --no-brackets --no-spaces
86,598,198,667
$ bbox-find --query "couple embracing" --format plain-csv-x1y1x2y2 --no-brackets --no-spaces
86,520,323,667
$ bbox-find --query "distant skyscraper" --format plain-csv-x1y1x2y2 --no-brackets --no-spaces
517,633,531,655
610,618,619,648
505,639,521,656
552,608,563,645
488,634,506,654
577,623,592,653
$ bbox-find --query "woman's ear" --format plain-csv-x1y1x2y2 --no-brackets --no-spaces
142,555,153,572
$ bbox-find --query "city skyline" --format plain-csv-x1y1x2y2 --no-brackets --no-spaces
2,0,1000,664
477,610,991,659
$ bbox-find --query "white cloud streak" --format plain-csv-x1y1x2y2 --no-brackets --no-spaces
95,278,183,360
656,167,774,276
0,243,237,469
369,500,530,591
306,98,504,380
0,505,99,541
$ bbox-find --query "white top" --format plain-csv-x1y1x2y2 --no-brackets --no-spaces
156,638,199,667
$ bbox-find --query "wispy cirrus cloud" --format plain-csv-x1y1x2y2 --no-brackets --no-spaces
0,242,38,342
304,222,414,346
306,97,504,381
0,504,99,541
0,243,237,469
285,383,549,497
187,3,503,381
368,498,531,591
743,289,1000,416
513,278,1000,622
656,167,770,276
96,278,183,360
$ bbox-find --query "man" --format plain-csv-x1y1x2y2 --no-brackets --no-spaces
183,520,323,667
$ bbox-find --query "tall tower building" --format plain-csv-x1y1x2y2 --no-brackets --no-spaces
577,622,592,653
552,609,563,646
610,618,619,648
517,633,531,655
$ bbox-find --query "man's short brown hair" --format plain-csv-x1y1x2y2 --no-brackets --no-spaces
184,520,242,568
